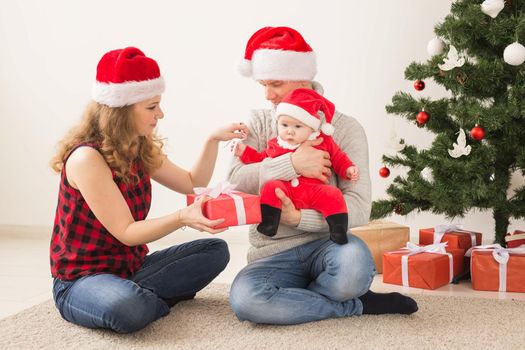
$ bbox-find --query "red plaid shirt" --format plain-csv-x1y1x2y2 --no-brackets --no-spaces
50,144,150,281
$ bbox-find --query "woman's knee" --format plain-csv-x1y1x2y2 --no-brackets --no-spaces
206,238,230,272
104,292,165,333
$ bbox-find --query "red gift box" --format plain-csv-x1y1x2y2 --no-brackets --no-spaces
467,245,525,293
505,230,525,248
383,243,465,290
187,188,261,229
419,226,482,250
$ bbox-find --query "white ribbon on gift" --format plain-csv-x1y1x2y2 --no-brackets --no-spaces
465,244,525,292
392,242,453,287
193,181,247,225
433,224,478,248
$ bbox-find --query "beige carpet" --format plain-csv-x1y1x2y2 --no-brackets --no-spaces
1,284,524,350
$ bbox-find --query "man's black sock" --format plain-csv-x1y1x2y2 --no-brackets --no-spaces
358,290,418,315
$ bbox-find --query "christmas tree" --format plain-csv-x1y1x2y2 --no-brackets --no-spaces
371,0,525,246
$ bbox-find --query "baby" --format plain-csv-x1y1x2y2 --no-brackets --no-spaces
235,88,359,245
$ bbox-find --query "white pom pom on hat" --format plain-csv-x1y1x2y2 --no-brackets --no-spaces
237,58,252,77
321,122,335,136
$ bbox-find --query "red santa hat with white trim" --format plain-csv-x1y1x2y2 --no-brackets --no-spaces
238,26,317,81
275,88,336,135
91,47,165,107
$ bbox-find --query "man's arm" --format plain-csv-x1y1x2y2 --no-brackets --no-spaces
297,112,372,231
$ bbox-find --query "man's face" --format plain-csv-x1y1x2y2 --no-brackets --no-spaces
258,80,311,106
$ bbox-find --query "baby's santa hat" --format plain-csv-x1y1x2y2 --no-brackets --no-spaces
275,88,336,135
92,47,165,107
238,26,317,81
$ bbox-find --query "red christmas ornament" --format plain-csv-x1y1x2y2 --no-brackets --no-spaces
416,111,429,126
414,80,425,91
379,166,390,178
470,124,485,141
394,203,404,215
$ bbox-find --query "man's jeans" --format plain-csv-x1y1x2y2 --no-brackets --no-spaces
53,238,229,333
229,233,375,324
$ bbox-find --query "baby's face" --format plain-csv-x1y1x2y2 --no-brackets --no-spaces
277,115,315,145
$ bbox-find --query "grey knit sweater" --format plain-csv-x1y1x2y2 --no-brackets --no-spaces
227,82,372,262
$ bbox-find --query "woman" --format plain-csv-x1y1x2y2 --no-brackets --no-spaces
49,47,248,333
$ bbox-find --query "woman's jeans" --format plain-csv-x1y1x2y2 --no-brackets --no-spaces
53,238,229,333
229,233,375,325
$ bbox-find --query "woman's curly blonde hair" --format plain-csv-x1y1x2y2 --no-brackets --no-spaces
51,101,165,183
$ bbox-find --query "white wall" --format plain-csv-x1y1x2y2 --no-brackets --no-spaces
1,0,523,240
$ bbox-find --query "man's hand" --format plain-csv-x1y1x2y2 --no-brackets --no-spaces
291,138,332,183
275,188,301,227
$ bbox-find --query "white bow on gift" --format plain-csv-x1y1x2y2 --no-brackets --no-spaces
394,242,453,287
465,244,525,292
193,181,247,225
433,224,478,247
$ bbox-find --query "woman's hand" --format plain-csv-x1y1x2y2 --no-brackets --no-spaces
179,196,227,234
209,122,250,142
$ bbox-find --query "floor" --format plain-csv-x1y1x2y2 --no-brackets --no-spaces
1,226,524,320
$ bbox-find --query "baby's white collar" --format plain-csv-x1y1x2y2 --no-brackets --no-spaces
276,136,300,150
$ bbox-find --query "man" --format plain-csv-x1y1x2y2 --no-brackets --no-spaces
228,26,417,324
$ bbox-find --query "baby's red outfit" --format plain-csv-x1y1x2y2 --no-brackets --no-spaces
240,135,353,218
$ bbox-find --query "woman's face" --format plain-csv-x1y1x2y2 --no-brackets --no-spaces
132,96,164,136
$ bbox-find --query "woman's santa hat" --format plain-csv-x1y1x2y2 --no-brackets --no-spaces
238,26,317,81
275,88,336,135
91,47,165,107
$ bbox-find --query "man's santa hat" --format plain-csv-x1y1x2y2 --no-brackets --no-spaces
275,88,335,135
238,26,317,81
91,47,165,107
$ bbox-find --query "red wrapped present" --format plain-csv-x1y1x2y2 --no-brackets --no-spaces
383,242,465,290
187,181,261,229
505,230,525,248
466,244,525,293
419,224,482,250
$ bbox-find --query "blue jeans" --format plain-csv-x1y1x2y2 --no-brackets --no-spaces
229,233,375,324
53,238,229,333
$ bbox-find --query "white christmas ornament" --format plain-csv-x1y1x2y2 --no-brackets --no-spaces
438,45,465,71
427,37,445,56
503,42,525,66
448,129,472,158
421,167,434,183
481,0,505,18
385,129,405,152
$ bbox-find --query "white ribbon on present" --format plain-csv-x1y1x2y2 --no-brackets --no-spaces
434,224,478,248
193,181,247,225
465,244,525,292
392,242,453,287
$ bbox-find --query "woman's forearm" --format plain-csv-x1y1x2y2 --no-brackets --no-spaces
120,210,184,246
189,137,219,187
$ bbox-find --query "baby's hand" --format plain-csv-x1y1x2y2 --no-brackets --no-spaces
346,166,360,182
234,142,246,157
